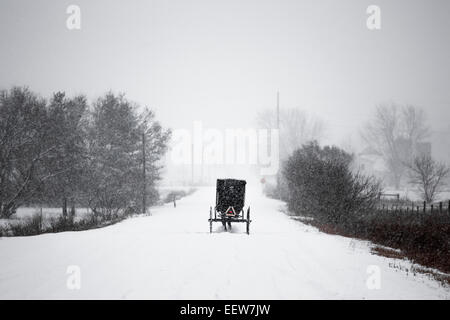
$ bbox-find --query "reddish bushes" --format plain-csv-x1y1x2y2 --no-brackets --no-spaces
309,210,450,273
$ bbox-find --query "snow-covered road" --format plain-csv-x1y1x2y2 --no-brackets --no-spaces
0,186,448,299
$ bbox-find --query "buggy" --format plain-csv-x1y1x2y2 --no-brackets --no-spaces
209,179,251,234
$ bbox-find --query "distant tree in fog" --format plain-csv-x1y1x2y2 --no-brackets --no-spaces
257,107,325,160
407,154,449,203
361,103,430,189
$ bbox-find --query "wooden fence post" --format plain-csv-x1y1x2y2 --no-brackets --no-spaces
439,202,443,214
423,201,426,213
431,204,434,214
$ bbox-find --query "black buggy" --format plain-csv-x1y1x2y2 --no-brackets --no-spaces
209,179,251,234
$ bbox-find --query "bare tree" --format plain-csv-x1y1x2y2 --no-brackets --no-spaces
361,103,429,189
257,107,325,161
0,87,58,218
84,93,171,218
407,155,449,202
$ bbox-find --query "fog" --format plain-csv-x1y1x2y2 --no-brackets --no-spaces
1,0,450,185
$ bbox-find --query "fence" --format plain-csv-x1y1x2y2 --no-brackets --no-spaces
376,199,450,214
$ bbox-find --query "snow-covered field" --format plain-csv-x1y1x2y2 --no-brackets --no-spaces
0,185,448,299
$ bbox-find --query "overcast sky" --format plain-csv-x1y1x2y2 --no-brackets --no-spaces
1,0,449,147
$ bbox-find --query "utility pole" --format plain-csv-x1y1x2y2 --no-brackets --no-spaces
142,131,146,214
191,143,194,185
276,91,281,199
276,91,280,130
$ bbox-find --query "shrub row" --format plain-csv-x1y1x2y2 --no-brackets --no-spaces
283,142,450,274
0,211,132,237
303,206,450,274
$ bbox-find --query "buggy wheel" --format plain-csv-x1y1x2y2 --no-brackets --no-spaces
246,207,251,235
209,207,212,233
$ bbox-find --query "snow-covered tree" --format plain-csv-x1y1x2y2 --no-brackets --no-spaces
85,93,170,217
0,87,171,219
137,107,171,212
0,87,53,218
39,92,89,216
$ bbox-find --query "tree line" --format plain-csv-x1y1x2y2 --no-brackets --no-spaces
0,87,171,219
361,103,449,202
258,102,449,203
